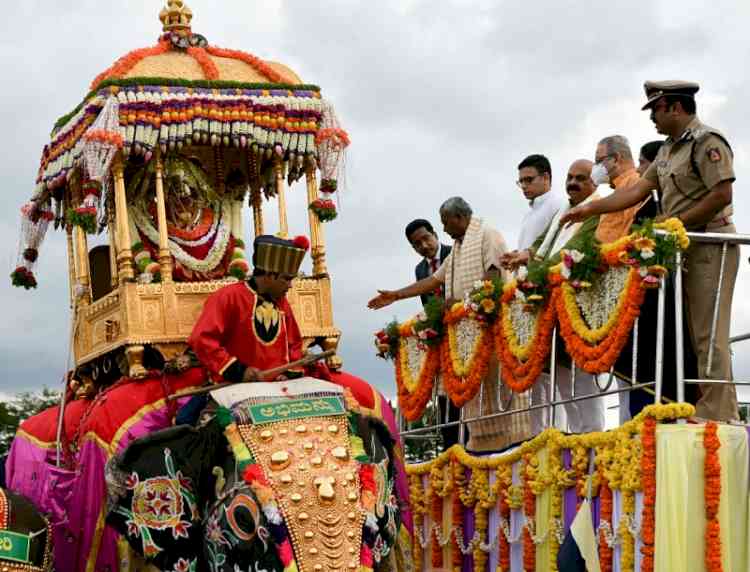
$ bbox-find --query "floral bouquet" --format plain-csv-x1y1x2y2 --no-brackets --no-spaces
67,180,102,234
10,266,38,290
601,218,689,289
319,179,338,194
464,278,502,321
412,296,445,347
506,262,552,312
374,320,400,360
309,198,337,222
558,239,601,290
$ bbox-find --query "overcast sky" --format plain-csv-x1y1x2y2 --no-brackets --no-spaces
2,0,750,404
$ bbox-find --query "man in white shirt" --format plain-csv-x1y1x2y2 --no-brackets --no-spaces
516,154,568,250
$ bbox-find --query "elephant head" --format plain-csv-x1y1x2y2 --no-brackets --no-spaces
0,488,53,572
107,383,409,572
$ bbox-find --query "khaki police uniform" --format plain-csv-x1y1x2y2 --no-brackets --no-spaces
643,116,739,421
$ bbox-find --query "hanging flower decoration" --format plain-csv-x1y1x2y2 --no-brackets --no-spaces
227,238,249,280
704,421,723,572
640,415,657,572
554,267,645,374
495,282,556,393
67,179,102,235
309,197,337,222
405,405,696,572
441,304,492,407
12,202,55,289
396,325,439,422
319,178,338,195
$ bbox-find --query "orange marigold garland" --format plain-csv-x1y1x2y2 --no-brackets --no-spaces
554,270,646,373
186,46,220,79
599,477,614,572
442,308,492,407
205,45,287,83
704,421,723,572
640,416,657,572
495,298,556,392
90,39,171,89
395,339,439,422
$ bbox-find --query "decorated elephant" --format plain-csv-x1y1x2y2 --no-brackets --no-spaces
106,379,413,572
0,488,53,572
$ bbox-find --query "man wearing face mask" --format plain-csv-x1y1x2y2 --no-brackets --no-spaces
593,135,653,243
561,80,739,422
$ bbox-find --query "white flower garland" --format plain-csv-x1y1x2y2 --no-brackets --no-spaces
404,336,428,382
168,207,220,247
455,318,483,365
508,299,538,347
130,202,231,274
575,265,630,330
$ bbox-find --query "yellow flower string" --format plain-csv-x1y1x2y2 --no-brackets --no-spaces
559,269,635,344
407,403,695,571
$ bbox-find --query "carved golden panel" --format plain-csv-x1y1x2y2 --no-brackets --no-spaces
141,298,166,333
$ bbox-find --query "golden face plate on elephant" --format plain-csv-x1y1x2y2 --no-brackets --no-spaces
238,415,366,572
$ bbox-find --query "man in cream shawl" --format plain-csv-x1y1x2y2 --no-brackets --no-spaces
368,197,531,452
503,160,605,434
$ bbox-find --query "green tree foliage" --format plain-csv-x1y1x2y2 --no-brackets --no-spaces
0,388,61,456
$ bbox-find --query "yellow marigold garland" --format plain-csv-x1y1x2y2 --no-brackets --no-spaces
442,306,492,407
395,333,439,421
406,404,695,571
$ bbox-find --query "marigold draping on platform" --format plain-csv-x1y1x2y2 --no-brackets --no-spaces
704,422,723,572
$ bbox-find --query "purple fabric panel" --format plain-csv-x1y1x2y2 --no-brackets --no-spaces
5,437,79,571
562,448,577,530
67,439,110,572
378,395,414,534
462,469,474,572
592,495,600,529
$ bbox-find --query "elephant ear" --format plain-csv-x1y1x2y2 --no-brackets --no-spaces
0,488,52,570
105,421,224,571
202,442,285,572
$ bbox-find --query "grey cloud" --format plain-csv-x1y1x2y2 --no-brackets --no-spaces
1,0,750,401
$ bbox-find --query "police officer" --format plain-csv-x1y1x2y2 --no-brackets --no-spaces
560,80,739,422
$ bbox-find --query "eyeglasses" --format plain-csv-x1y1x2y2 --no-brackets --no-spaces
516,174,543,188
594,153,615,165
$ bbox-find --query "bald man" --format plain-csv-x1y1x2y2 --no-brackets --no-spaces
503,159,605,434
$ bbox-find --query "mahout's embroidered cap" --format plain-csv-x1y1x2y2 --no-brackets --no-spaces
642,80,700,110
253,234,310,275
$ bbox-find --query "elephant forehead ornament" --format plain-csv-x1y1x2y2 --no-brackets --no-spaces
238,414,366,572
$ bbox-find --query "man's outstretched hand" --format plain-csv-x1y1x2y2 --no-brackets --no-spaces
368,290,399,309
558,204,591,227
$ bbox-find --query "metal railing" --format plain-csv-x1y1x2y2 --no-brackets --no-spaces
399,229,750,447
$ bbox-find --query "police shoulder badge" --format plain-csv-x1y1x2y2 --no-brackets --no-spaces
707,147,722,163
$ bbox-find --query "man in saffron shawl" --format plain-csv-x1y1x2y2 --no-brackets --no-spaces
368,197,532,452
